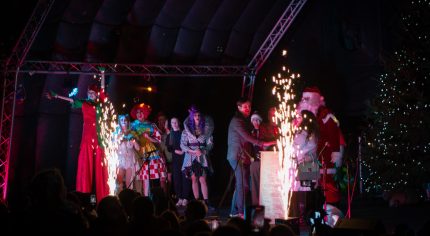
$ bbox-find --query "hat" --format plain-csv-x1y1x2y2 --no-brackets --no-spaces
303,86,321,95
251,112,263,122
88,84,100,93
188,105,200,114
130,103,152,120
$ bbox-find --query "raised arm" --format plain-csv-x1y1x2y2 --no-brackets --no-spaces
233,118,275,148
46,91,73,103
233,117,261,146
100,68,105,90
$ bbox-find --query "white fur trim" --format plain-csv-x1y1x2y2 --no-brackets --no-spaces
322,113,340,126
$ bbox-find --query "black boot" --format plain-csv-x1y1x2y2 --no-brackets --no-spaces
204,199,216,211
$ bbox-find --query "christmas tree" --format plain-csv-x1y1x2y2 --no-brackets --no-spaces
364,1,430,193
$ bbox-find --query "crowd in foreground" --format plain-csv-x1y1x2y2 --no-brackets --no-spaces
2,168,430,236
0,169,298,236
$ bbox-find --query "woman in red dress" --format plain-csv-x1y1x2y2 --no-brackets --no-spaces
47,72,109,203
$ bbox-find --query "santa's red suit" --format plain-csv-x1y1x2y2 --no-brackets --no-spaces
317,106,341,204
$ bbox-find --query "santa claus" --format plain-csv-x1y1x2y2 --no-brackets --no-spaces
298,86,344,204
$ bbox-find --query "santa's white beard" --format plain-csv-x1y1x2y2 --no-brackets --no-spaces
298,102,319,116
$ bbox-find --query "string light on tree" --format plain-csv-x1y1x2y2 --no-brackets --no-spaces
364,1,430,194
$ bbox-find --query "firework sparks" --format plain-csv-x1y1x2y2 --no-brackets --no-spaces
97,72,119,196
100,101,119,195
272,67,300,219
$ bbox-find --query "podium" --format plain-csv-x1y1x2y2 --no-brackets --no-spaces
259,151,285,222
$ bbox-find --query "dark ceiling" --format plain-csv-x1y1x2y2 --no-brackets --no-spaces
27,0,290,65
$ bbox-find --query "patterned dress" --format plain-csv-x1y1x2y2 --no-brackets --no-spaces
180,116,214,177
131,120,167,180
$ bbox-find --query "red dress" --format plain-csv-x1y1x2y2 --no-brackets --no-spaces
73,98,109,203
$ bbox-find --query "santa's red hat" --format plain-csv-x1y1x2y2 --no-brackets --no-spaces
88,84,100,93
303,86,321,95
130,103,152,120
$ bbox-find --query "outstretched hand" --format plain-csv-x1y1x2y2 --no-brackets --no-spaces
263,141,277,147
45,91,57,100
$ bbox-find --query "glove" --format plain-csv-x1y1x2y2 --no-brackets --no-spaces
331,152,343,167
48,90,58,99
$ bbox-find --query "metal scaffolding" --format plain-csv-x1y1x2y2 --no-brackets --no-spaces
18,60,249,77
243,0,307,100
0,0,55,200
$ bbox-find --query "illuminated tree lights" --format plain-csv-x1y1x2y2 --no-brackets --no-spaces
364,1,430,193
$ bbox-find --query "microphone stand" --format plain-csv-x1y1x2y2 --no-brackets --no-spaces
128,150,156,194
318,142,328,223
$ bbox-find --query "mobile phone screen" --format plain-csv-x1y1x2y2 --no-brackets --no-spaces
90,194,96,205
251,205,265,228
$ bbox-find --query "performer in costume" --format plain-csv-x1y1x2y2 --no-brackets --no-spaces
298,87,342,204
46,70,109,203
181,106,214,207
130,103,167,196
115,114,140,193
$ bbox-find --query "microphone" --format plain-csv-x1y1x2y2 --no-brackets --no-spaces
318,142,329,157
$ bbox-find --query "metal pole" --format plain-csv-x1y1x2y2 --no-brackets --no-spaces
358,136,363,195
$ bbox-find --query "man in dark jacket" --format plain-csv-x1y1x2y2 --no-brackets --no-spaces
227,98,274,218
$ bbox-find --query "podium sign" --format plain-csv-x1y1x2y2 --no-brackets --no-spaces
260,151,285,222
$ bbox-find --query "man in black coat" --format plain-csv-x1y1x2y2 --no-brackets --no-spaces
227,97,274,218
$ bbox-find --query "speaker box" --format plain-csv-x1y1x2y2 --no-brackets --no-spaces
332,218,384,236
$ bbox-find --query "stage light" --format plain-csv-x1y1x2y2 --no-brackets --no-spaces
137,85,156,93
